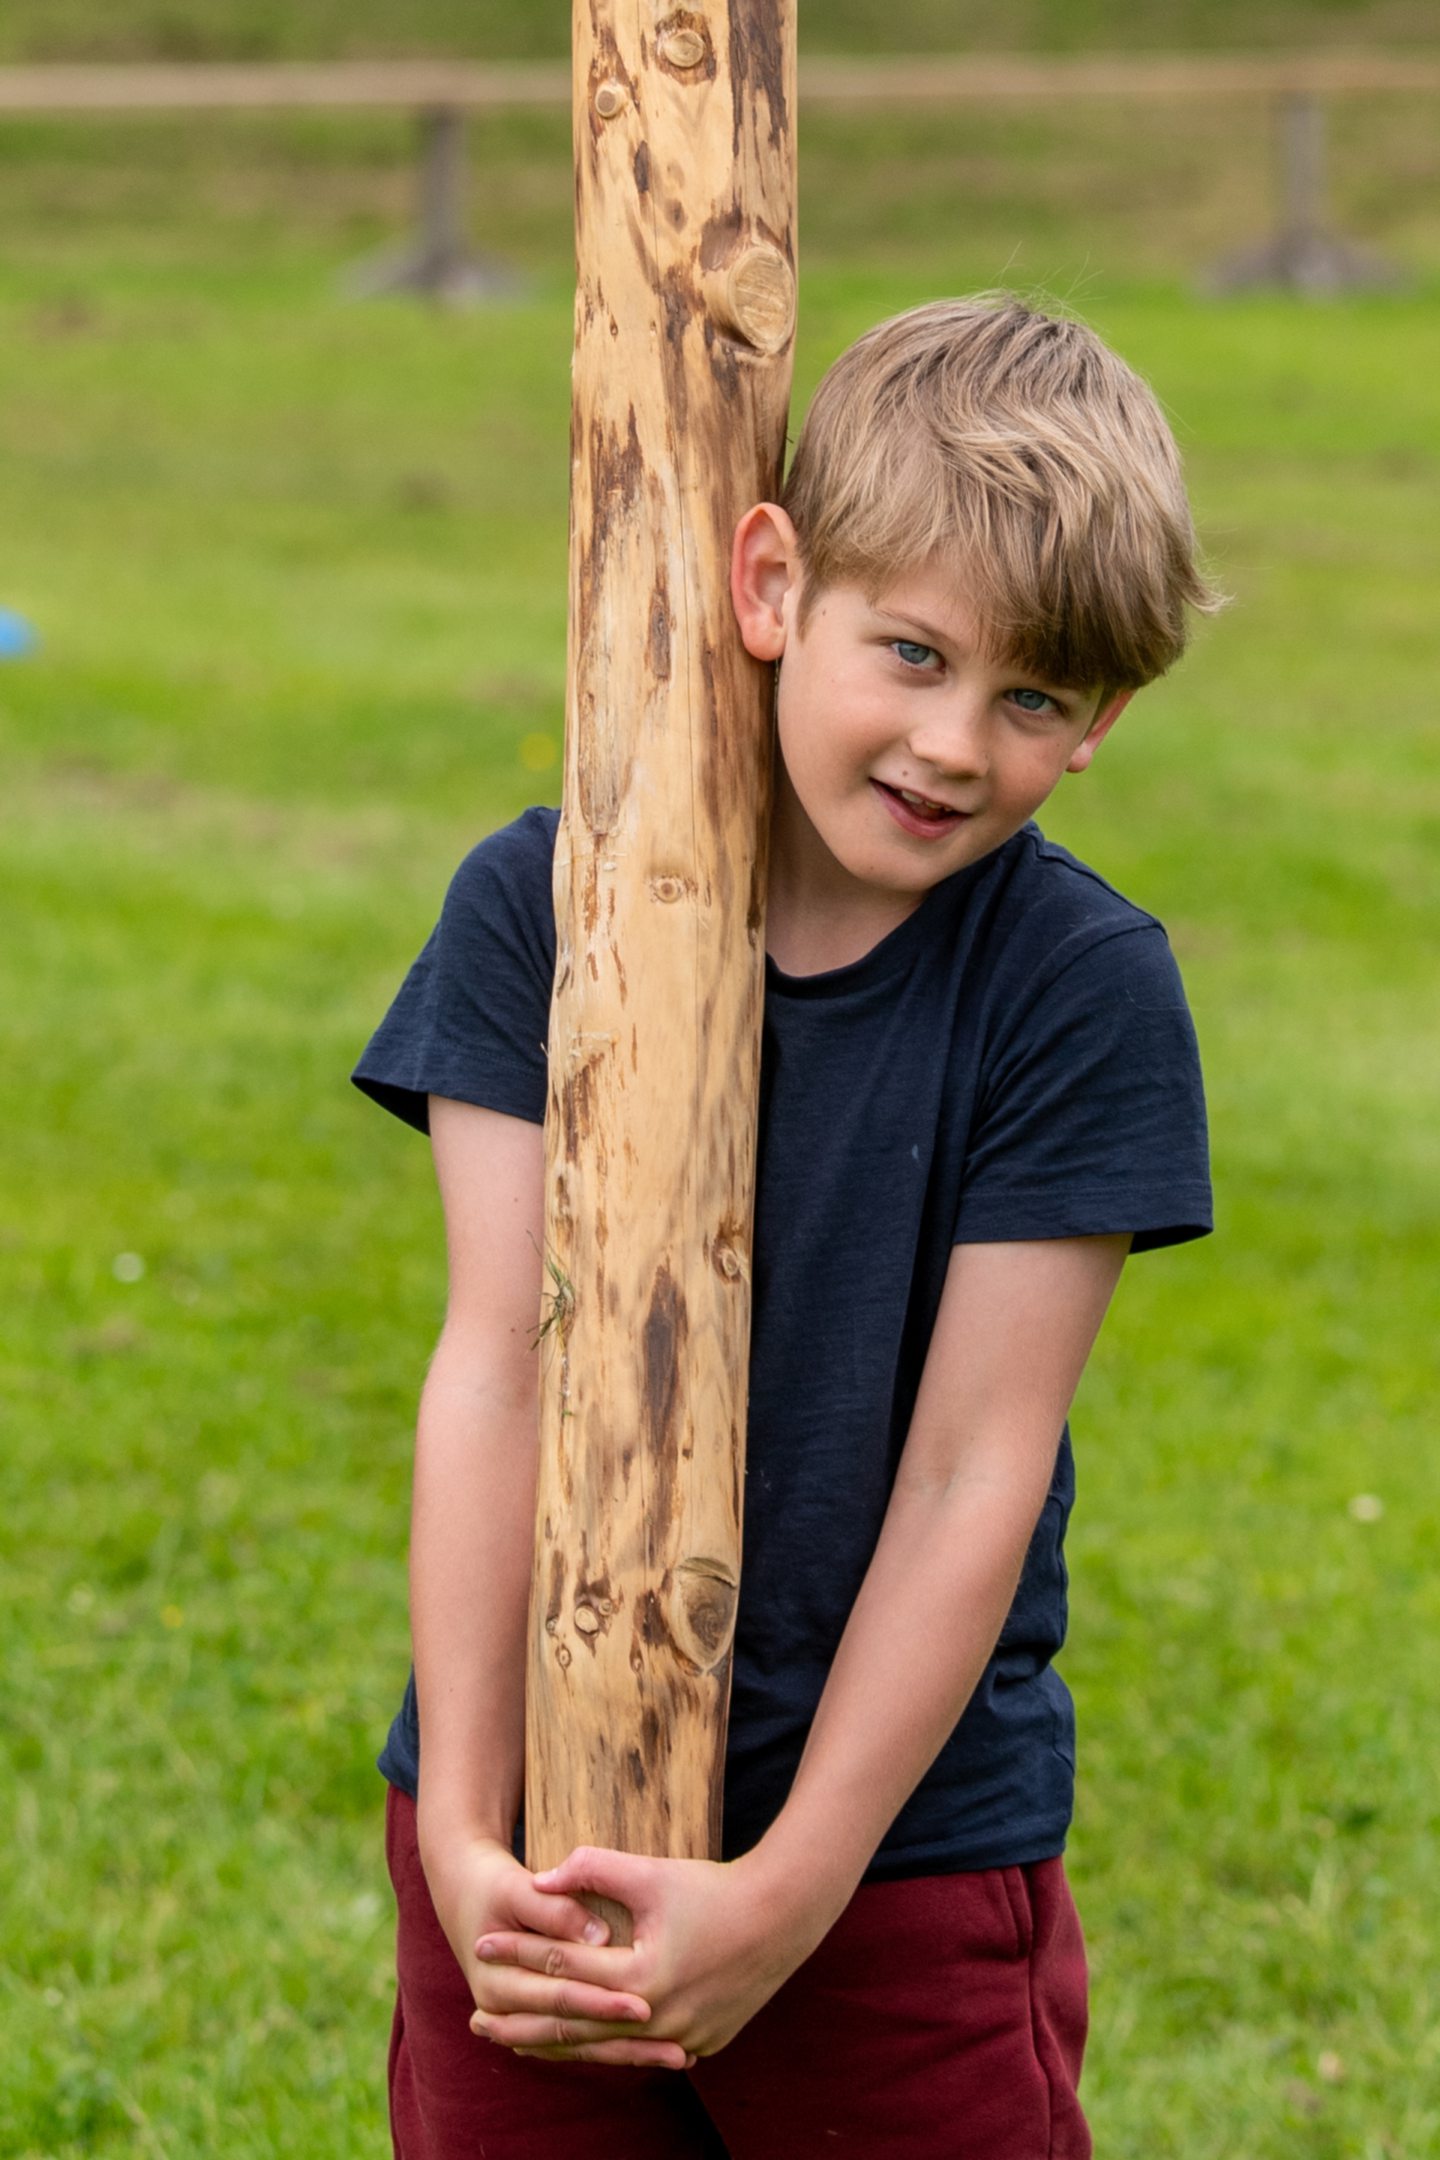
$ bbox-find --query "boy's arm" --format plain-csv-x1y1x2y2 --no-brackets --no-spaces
741,1230,1129,1909
407,1096,690,2069
476,1232,1128,2062
410,1097,542,1861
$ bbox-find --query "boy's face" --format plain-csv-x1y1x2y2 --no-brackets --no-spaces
731,504,1131,918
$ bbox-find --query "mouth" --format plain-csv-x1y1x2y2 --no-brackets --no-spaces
871,780,968,838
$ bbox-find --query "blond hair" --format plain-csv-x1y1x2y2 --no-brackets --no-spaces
781,296,1221,690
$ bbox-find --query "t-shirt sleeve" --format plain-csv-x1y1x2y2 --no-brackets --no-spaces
953,923,1212,1254
350,809,557,1135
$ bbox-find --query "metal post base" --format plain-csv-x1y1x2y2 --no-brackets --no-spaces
343,243,525,304
342,106,526,305
1203,92,1405,297
1204,229,1403,297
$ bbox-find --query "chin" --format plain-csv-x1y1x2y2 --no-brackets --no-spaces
854,854,947,895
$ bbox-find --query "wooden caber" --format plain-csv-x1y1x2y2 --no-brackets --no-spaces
525,0,796,1917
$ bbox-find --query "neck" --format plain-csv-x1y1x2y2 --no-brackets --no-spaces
765,769,921,976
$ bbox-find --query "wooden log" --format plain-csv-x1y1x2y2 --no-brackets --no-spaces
524,0,796,1926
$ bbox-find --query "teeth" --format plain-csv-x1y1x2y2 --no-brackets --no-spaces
898,789,950,812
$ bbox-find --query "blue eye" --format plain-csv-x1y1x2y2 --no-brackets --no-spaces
893,640,939,670
1009,688,1054,713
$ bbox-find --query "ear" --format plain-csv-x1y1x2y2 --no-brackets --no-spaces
1066,689,1133,775
730,502,803,662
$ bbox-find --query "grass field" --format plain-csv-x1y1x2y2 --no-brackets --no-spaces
2,0,1437,61
1,62,1437,2160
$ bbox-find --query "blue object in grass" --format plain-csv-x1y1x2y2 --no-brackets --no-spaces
0,608,38,658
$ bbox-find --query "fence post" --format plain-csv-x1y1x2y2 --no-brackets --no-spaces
1282,92,1325,246
1205,88,1401,294
344,104,520,302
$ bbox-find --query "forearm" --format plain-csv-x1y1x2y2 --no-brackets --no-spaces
410,1330,538,1860
746,1457,1051,1936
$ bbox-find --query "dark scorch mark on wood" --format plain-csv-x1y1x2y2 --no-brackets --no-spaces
701,313,743,400
699,207,746,273
587,404,646,531
561,1058,594,1164
660,267,690,352
641,1264,688,1541
649,578,672,680
636,1583,701,1679
729,0,790,156
544,1548,566,1634
640,1705,666,1780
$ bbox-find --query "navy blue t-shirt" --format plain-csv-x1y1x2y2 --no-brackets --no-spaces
354,806,1211,1878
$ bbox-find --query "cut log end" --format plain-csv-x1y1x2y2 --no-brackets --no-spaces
706,244,795,355
658,25,709,72
673,1555,740,1665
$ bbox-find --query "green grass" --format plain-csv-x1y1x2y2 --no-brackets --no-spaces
2,0,1436,61
1,86,1438,2160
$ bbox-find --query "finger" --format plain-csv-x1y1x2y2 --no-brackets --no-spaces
471,1967,651,2026
513,2038,693,2069
471,2009,677,2058
475,1931,641,1993
509,1880,611,1946
532,1844,654,1911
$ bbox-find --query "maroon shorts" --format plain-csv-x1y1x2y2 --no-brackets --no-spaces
386,1787,1090,2160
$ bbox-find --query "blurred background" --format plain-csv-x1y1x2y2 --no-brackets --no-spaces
1,4,1436,2155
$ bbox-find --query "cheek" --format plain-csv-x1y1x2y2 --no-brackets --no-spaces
1001,741,1074,800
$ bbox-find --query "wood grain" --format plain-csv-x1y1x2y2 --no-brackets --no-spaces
523,0,795,1922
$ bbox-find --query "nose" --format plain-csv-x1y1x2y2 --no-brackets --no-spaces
903,693,989,783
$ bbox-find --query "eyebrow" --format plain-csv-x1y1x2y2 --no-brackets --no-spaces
872,605,1074,696
872,606,954,649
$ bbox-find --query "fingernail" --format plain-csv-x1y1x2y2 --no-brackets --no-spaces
583,1919,607,1944
533,1868,556,1885
476,1940,497,1961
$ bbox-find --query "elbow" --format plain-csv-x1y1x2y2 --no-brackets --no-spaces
895,1449,1056,1537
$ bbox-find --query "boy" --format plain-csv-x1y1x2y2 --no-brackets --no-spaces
355,296,1217,2159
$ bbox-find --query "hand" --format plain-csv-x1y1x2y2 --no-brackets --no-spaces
422,1832,692,2070
475,1844,830,2064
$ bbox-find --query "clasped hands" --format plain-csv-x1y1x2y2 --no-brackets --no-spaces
445,1838,823,2071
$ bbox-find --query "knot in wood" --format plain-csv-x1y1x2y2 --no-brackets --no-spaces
573,1603,602,1635
659,23,709,69
714,1243,743,1281
555,1644,572,1669
593,79,628,119
709,245,795,357
672,1557,739,1668
650,875,683,904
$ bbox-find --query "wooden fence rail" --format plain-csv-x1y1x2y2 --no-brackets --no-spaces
1,53,1439,110
1,53,1432,294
